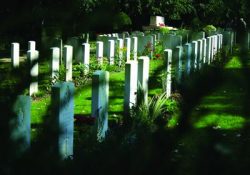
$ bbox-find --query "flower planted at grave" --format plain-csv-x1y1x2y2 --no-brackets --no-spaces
155,53,161,59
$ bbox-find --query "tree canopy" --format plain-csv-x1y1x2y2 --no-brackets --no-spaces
0,0,249,41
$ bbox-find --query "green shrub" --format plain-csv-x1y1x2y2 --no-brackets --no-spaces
159,27,170,35
203,25,217,34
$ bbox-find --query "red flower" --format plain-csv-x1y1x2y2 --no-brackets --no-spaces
155,54,161,59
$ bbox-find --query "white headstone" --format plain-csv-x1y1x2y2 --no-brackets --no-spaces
51,82,74,159
51,47,60,83
164,49,172,98
124,60,138,113
28,50,39,96
184,43,192,75
214,35,218,54
174,46,183,83
138,56,149,104
96,41,104,65
92,70,109,142
220,34,223,49
197,39,203,69
107,40,115,65
28,41,36,51
216,34,220,51
132,37,138,60
206,37,212,64
202,38,207,64
63,45,73,81
124,38,131,61
191,41,198,70
117,39,124,66
82,43,90,73
11,43,20,68
210,36,214,61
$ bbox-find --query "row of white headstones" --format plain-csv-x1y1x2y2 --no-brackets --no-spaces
10,34,155,96
10,32,226,160
10,33,224,99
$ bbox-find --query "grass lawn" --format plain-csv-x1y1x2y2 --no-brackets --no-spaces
31,58,165,124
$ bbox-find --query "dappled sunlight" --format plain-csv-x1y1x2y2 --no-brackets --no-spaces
193,114,246,129
225,56,242,69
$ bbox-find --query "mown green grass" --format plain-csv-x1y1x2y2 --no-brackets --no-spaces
31,59,166,124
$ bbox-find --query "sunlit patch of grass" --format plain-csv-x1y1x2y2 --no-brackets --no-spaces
74,85,92,115
225,56,242,69
31,59,165,122
31,97,50,124
194,114,246,129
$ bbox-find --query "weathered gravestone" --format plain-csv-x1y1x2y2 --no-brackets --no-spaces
28,50,39,96
164,49,172,98
92,71,109,142
138,56,149,104
52,82,74,159
10,95,31,155
63,45,73,81
124,61,138,114
11,43,20,68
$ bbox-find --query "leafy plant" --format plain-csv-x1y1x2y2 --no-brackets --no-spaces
153,41,164,60
203,25,217,34
131,87,172,131
159,26,170,35
142,42,153,58
72,63,89,87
